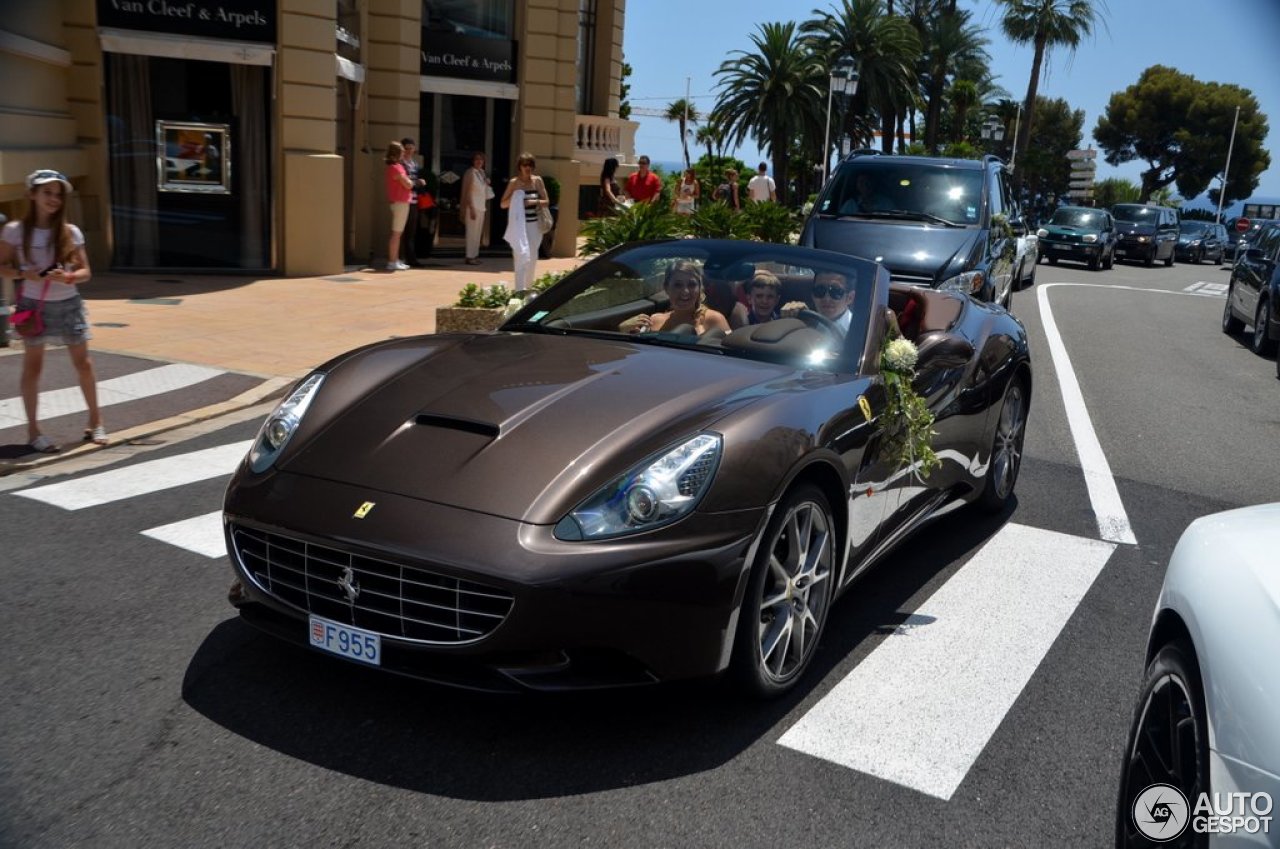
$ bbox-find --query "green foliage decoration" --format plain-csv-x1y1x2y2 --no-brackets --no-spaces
739,201,799,244
578,200,682,256
454,283,512,308
878,337,939,480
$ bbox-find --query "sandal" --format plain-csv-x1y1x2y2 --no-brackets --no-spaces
84,425,109,445
29,434,60,454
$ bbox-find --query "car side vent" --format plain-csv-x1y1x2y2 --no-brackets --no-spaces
414,413,500,438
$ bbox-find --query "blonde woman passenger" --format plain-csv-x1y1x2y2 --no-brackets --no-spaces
0,170,106,453
620,261,730,335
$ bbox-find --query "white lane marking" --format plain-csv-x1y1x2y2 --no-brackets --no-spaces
1184,282,1228,297
15,441,251,510
1036,283,1138,544
141,510,226,558
779,523,1117,800
0,363,226,429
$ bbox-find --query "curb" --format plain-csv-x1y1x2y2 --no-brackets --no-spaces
0,376,291,476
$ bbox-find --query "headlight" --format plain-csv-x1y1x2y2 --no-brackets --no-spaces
938,270,984,295
554,433,722,540
1136,235,1150,243
247,373,325,473
1036,228,1048,238
1190,239,1201,246
1082,233,1097,243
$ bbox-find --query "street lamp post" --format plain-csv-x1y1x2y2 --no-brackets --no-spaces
1215,105,1241,224
821,56,859,185
979,114,1005,150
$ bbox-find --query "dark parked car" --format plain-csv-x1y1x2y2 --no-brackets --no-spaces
1112,203,1178,266
801,152,1018,308
1225,218,1264,266
1222,221,1280,365
1174,220,1227,264
223,239,1032,696
1036,205,1116,270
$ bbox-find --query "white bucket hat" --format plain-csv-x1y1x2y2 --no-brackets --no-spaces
26,169,74,192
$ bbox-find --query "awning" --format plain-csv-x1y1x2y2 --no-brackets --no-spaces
420,74,518,101
99,27,274,66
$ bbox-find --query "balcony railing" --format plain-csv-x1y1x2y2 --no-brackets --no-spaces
574,115,638,164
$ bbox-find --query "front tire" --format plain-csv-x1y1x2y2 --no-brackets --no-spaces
1222,286,1245,334
1252,296,1277,356
731,484,835,698
1115,640,1209,849
976,376,1027,513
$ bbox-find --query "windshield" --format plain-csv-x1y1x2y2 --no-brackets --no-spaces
1112,204,1158,223
1178,221,1209,234
506,240,878,373
1050,208,1106,228
817,160,984,225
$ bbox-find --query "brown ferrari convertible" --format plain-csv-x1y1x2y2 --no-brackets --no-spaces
223,239,1031,696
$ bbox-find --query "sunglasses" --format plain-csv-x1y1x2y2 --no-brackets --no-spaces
813,284,847,299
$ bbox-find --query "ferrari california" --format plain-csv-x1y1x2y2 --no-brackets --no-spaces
223,239,1032,696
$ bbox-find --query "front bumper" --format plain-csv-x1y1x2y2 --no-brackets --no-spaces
224,471,763,691
1115,239,1154,259
1041,240,1102,261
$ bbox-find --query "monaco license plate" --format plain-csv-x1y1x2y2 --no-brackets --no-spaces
309,615,381,666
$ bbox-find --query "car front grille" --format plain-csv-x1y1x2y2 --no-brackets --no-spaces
230,524,513,644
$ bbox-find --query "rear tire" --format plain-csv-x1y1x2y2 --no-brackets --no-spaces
1104,247,1115,270
1164,247,1174,267
731,484,835,698
1252,296,1277,356
976,376,1027,513
1222,286,1245,334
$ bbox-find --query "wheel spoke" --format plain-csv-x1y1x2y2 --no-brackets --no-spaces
760,613,792,674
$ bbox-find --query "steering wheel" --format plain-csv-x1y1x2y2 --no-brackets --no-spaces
794,309,843,340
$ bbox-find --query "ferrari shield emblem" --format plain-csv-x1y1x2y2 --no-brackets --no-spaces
353,501,376,519
858,394,872,422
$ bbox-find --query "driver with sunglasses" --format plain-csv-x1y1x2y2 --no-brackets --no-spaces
783,271,854,335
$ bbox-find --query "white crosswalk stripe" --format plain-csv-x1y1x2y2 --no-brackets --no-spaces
778,523,1116,800
15,440,251,510
0,363,226,429
140,510,227,558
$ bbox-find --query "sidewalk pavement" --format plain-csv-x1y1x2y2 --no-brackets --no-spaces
1,250,587,473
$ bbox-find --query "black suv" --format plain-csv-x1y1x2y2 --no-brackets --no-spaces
1223,220,1280,366
1111,203,1178,266
800,152,1018,306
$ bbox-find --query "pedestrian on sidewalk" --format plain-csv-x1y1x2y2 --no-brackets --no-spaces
460,151,491,265
399,138,427,267
500,152,548,292
384,140,413,271
0,169,107,454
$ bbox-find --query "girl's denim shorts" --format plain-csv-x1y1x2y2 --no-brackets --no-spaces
14,294,92,347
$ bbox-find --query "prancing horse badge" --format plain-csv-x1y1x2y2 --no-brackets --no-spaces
353,501,376,519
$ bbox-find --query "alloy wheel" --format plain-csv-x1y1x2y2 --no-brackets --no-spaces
1117,643,1207,848
990,382,1026,501
754,497,834,683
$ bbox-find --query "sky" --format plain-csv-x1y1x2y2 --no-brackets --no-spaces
621,0,1280,214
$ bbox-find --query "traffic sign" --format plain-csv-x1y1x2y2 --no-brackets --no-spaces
1066,189,1094,199
1235,217,1251,233
1069,159,1097,172
1069,180,1094,189
1066,149,1097,160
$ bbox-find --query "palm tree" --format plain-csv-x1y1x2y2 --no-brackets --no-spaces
664,98,701,170
695,122,722,164
996,0,1105,170
948,79,979,142
712,21,825,205
801,0,921,156
911,2,990,152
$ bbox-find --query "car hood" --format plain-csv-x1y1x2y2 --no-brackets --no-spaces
804,218,978,282
281,333,790,522
1115,222,1156,236
1044,223,1103,237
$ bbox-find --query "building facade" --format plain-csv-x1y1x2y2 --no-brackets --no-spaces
0,0,636,276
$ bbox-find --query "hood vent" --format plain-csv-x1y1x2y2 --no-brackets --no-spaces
415,413,500,438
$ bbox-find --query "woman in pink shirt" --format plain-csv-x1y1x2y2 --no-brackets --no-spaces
384,141,413,271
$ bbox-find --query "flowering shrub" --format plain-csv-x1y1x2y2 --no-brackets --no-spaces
454,283,511,308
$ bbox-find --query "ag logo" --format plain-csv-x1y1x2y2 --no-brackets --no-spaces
1133,783,1190,842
